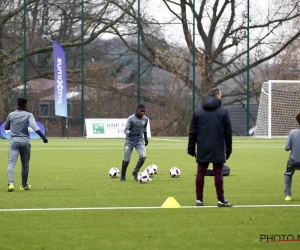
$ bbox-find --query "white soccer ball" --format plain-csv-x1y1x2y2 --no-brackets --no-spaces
170,167,181,178
108,167,120,178
148,164,158,175
145,166,155,177
137,172,150,183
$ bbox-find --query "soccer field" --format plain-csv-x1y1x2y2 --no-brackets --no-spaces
0,137,299,249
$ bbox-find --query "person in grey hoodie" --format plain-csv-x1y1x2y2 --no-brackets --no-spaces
188,88,232,207
5,97,48,192
283,111,300,201
120,104,149,181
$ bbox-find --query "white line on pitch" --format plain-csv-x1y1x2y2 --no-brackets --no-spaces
0,146,284,151
151,138,184,141
0,204,300,212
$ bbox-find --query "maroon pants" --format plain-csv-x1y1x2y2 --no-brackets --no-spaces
196,162,225,203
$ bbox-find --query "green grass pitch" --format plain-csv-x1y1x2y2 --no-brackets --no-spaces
0,137,300,249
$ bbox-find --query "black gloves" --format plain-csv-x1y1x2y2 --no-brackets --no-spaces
144,132,148,146
188,150,196,158
226,150,231,160
187,136,196,158
36,130,48,143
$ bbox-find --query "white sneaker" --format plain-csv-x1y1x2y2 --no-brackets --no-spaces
195,200,203,206
218,200,233,207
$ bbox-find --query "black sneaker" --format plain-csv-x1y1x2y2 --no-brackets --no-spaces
195,200,204,206
120,175,126,181
218,200,233,207
132,172,138,181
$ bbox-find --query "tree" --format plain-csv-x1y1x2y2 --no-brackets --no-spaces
114,0,300,101
0,0,136,120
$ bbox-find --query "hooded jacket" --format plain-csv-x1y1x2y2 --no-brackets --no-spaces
188,95,232,163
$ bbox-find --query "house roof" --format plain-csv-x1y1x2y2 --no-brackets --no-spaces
20,79,167,104
14,78,53,92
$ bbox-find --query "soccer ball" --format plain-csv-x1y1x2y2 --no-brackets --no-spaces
170,167,181,178
108,167,120,178
145,166,155,177
148,164,158,175
137,172,150,183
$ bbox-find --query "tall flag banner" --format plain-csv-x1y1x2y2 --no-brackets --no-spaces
53,41,67,117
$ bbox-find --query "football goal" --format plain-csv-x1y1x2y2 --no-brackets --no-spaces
254,80,300,138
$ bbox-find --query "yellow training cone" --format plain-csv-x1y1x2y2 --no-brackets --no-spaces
161,197,181,208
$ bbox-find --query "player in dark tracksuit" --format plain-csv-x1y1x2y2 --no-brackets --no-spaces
120,104,149,181
5,97,48,192
283,112,300,201
188,88,232,207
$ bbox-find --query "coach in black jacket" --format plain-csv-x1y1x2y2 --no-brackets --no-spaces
188,88,232,207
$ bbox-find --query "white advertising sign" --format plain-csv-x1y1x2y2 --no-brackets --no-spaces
85,118,151,139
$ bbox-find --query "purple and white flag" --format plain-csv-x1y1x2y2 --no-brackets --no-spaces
53,41,67,117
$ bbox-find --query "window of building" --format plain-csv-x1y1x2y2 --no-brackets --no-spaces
40,102,50,117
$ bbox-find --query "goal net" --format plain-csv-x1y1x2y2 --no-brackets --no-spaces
254,80,300,138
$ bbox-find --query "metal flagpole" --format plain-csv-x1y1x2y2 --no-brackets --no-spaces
137,0,141,104
246,0,250,135
81,0,85,137
23,0,27,97
192,0,196,111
